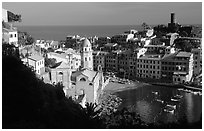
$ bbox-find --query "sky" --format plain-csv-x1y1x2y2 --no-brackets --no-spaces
2,2,202,26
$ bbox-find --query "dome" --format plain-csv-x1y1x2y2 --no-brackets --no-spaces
82,38,91,47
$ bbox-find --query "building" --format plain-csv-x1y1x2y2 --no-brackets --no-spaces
67,68,106,104
137,54,162,79
96,36,111,46
80,38,93,70
50,38,108,105
35,40,59,50
47,48,81,70
105,50,120,73
173,37,201,51
161,51,193,83
93,51,109,71
191,48,202,76
22,54,45,75
111,34,134,44
65,35,83,49
144,44,166,54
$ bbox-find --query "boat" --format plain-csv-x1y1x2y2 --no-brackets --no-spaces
156,99,164,103
152,91,158,95
178,88,184,91
171,98,180,102
164,108,175,114
166,104,176,109
175,94,183,99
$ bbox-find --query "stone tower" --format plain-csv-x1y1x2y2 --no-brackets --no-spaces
81,38,93,70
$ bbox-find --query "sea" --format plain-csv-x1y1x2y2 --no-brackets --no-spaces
16,24,202,42
17,25,144,41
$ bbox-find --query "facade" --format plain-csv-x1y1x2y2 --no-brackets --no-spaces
50,61,72,92
111,34,134,44
96,36,111,45
191,48,202,76
144,44,166,54
105,50,120,73
161,51,193,83
137,54,162,79
67,68,106,104
81,38,93,70
22,54,45,75
2,24,18,47
93,51,109,71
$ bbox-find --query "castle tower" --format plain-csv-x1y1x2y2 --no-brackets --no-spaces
81,38,93,70
171,12,176,24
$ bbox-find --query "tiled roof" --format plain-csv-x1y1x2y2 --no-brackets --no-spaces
71,69,97,82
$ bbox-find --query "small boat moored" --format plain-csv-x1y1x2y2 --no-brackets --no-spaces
164,108,175,114
171,98,179,102
152,91,158,95
156,99,164,103
166,104,176,109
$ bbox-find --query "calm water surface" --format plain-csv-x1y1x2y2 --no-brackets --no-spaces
115,85,202,124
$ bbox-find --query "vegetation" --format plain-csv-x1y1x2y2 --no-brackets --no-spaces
18,31,34,46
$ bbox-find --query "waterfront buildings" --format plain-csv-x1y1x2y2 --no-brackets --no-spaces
93,51,108,71
137,54,162,79
161,52,193,83
191,48,202,76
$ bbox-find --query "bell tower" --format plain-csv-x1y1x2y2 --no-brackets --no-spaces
81,38,93,70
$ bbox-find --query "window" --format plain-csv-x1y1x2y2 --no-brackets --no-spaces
85,57,87,61
10,34,13,38
89,57,91,61
14,34,17,37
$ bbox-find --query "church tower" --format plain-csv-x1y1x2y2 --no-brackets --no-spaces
81,38,93,70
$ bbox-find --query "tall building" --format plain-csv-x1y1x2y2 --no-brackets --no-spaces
137,54,162,79
81,38,93,70
161,51,193,83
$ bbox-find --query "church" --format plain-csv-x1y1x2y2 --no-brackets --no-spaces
50,38,109,106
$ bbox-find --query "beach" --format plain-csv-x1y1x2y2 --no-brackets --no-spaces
103,80,150,94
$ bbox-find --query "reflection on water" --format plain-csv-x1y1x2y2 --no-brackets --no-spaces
185,93,194,123
115,85,202,124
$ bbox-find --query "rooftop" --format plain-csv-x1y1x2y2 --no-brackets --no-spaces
71,69,97,82
139,54,163,60
176,52,192,57
28,54,44,61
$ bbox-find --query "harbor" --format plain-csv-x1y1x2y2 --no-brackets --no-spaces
114,83,202,125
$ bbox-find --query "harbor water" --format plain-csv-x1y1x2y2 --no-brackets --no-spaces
114,84,202,124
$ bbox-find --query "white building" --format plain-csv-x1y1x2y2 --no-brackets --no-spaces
191,48,202,76
81,38,93,70
111,34,134,44
47,48,81,70
22,54,45,75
